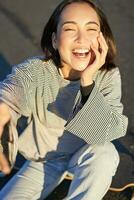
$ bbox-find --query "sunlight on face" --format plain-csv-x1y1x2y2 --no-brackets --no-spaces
53,2,100,73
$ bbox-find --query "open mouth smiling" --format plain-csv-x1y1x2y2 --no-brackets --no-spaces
72,48,90,58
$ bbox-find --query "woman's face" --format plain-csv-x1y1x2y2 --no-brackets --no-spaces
52,2,101,72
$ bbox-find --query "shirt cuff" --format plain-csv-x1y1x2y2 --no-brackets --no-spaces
80,81,95,104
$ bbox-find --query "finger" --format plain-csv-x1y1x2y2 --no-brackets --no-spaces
90,43,101,68
0,152,11,174
98,38,108,56
99,32,108,50
0,126,4,138
91,42,100,57
98,34,108,57
98,34,108,64
91,37,106,68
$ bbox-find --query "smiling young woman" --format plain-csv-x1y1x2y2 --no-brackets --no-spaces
52,2,101,75
0,0,128,199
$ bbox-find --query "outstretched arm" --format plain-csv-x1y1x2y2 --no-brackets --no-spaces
0,101,11,174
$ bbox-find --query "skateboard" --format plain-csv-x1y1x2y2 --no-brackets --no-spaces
65,173,134,192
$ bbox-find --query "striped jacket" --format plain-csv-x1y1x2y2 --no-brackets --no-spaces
0,57,128,166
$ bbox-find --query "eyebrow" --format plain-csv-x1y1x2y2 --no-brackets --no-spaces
61,21,100,27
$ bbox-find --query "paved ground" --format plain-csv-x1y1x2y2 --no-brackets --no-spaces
0,0,134,199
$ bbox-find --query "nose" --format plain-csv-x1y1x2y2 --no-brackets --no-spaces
75,30,88,44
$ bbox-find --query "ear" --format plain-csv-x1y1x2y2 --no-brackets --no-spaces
52,32,57,50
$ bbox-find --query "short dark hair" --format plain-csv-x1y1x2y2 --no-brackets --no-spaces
41,0,117,70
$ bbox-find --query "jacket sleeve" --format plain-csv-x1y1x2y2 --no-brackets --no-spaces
0,60,34,116
64,67,128,144
0,59,35,166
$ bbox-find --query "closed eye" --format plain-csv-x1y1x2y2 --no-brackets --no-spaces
87,28,98,31
64,28,75,31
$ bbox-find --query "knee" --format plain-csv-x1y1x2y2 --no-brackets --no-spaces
92,142,120,175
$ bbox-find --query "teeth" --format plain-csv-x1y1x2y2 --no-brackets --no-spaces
73,48,89,53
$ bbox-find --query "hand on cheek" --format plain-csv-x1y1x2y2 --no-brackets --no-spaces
80,32,108,86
